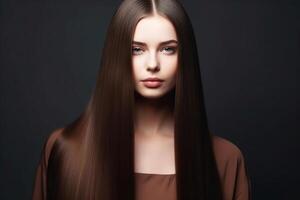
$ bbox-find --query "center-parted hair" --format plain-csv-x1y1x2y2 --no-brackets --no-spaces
47,0,223,199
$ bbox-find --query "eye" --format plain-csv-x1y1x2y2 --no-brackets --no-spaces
132,46,144,55
161,46,177,54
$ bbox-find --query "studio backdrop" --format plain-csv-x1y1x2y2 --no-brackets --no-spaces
0,0,299,199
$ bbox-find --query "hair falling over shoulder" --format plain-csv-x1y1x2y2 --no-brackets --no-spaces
47,0,223,199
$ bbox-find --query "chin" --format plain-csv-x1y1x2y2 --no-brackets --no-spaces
137,91,165,99
134,88,174,100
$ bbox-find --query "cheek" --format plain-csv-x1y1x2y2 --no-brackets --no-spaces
132,57,144,81
161,56,178,76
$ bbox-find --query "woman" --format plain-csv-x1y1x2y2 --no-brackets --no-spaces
32,0,251,200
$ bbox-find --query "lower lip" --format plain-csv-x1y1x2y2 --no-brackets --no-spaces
142,81,163,88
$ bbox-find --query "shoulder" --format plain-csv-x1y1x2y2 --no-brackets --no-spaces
211,134,245,164
211,135,252,199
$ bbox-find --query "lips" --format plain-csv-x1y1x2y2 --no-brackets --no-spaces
141,77,163,82
141,77,164,88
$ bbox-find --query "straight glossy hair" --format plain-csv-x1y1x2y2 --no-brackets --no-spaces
47,0,223,199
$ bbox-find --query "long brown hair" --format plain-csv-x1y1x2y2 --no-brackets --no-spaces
47,0,223,199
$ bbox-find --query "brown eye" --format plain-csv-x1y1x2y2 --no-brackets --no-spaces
132,47,144,55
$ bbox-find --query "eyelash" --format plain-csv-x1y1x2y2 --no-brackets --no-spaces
132,46,177,55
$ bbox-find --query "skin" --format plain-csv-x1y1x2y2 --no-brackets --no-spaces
132,14,178,174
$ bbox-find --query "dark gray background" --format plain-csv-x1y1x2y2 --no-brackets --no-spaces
1,0,299,199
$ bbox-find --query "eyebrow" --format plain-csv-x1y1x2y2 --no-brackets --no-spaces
132,40,178,46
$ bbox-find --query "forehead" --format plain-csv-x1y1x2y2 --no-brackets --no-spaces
133,15,177,43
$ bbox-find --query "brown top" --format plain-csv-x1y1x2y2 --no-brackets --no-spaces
32,129,251,200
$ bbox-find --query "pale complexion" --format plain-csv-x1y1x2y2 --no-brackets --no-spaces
132,14,178,174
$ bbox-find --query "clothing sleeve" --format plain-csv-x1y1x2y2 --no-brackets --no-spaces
31,128,62,200
213,136,252,200
221,146,251,200
233,151,252,200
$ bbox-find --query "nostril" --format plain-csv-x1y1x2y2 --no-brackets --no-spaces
147,65,160,72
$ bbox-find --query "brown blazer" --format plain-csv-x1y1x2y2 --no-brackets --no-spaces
32,129,251,200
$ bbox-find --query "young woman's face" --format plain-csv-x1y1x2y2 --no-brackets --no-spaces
132,15,178,99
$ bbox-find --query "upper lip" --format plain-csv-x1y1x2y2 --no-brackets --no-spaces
142,77,163,82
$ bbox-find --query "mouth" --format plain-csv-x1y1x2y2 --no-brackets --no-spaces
141,77,164,82
141,78,164,88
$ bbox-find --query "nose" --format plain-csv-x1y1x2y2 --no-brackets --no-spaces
146,51,160,72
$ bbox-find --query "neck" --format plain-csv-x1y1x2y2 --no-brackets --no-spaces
134,90,175,138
